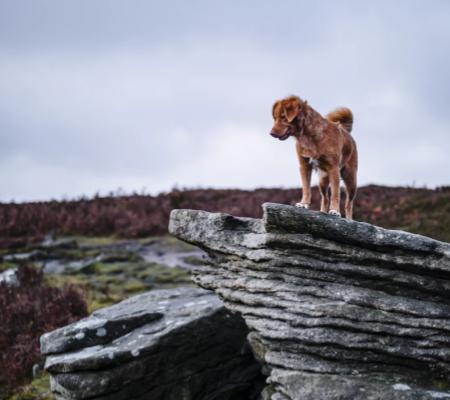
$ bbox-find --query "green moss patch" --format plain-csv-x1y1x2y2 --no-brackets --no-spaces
6,374,52,400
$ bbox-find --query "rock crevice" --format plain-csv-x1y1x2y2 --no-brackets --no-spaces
169,203,450,400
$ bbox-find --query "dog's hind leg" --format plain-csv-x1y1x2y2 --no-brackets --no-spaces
318,172,330,213
341,166,357,220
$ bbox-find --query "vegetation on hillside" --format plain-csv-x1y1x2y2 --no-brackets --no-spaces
1,185,449,248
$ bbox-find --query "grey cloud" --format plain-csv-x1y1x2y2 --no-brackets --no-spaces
0,0,449,201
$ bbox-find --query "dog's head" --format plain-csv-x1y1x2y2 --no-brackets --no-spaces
270,96,304,141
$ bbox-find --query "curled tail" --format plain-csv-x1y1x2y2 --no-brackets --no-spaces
326,107,353,133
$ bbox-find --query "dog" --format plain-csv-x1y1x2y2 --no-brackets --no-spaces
270,95,358,219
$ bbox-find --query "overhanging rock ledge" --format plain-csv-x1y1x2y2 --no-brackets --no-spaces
169,202,450,400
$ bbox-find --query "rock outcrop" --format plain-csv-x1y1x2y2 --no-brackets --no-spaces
169,203,450,400
41,287,263,400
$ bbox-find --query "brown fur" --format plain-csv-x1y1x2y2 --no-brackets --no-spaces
270,95,358,219
326,107,353,133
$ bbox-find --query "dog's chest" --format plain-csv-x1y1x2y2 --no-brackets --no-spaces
309,158,320,170
297,136,319,159
298,146,318,160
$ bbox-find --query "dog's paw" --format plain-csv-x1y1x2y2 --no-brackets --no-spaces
295,203,310,209
329,209,341,217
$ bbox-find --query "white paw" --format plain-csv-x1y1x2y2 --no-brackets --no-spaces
329,209,341,217
295,203,310,209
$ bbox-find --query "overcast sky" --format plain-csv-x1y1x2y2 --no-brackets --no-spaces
1,1,449,202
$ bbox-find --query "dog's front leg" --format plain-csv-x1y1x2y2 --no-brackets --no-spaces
328,167,341,216
296,156,312,208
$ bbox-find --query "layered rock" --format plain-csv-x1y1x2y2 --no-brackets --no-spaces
169,203,450,400
41,287,263,400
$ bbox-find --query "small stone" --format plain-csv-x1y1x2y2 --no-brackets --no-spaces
393,383,411,391
32,362,44,379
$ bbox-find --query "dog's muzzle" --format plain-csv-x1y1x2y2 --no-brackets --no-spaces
270,129,291,141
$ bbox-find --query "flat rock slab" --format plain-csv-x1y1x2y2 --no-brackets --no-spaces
169,203,450,400
41,287,263,400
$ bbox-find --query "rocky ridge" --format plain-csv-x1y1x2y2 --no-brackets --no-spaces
169,203,450,400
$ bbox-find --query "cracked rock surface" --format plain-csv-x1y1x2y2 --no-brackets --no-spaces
169,202,450,400
41,287,263,400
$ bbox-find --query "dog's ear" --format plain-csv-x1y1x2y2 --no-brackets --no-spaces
283,101,300,123
272,100,281,119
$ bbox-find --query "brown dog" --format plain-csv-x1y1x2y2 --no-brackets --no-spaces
270,95,358,219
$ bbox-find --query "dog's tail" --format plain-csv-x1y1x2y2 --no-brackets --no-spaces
326,107,353,133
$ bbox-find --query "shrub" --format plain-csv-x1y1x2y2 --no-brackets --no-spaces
0,265,88,392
